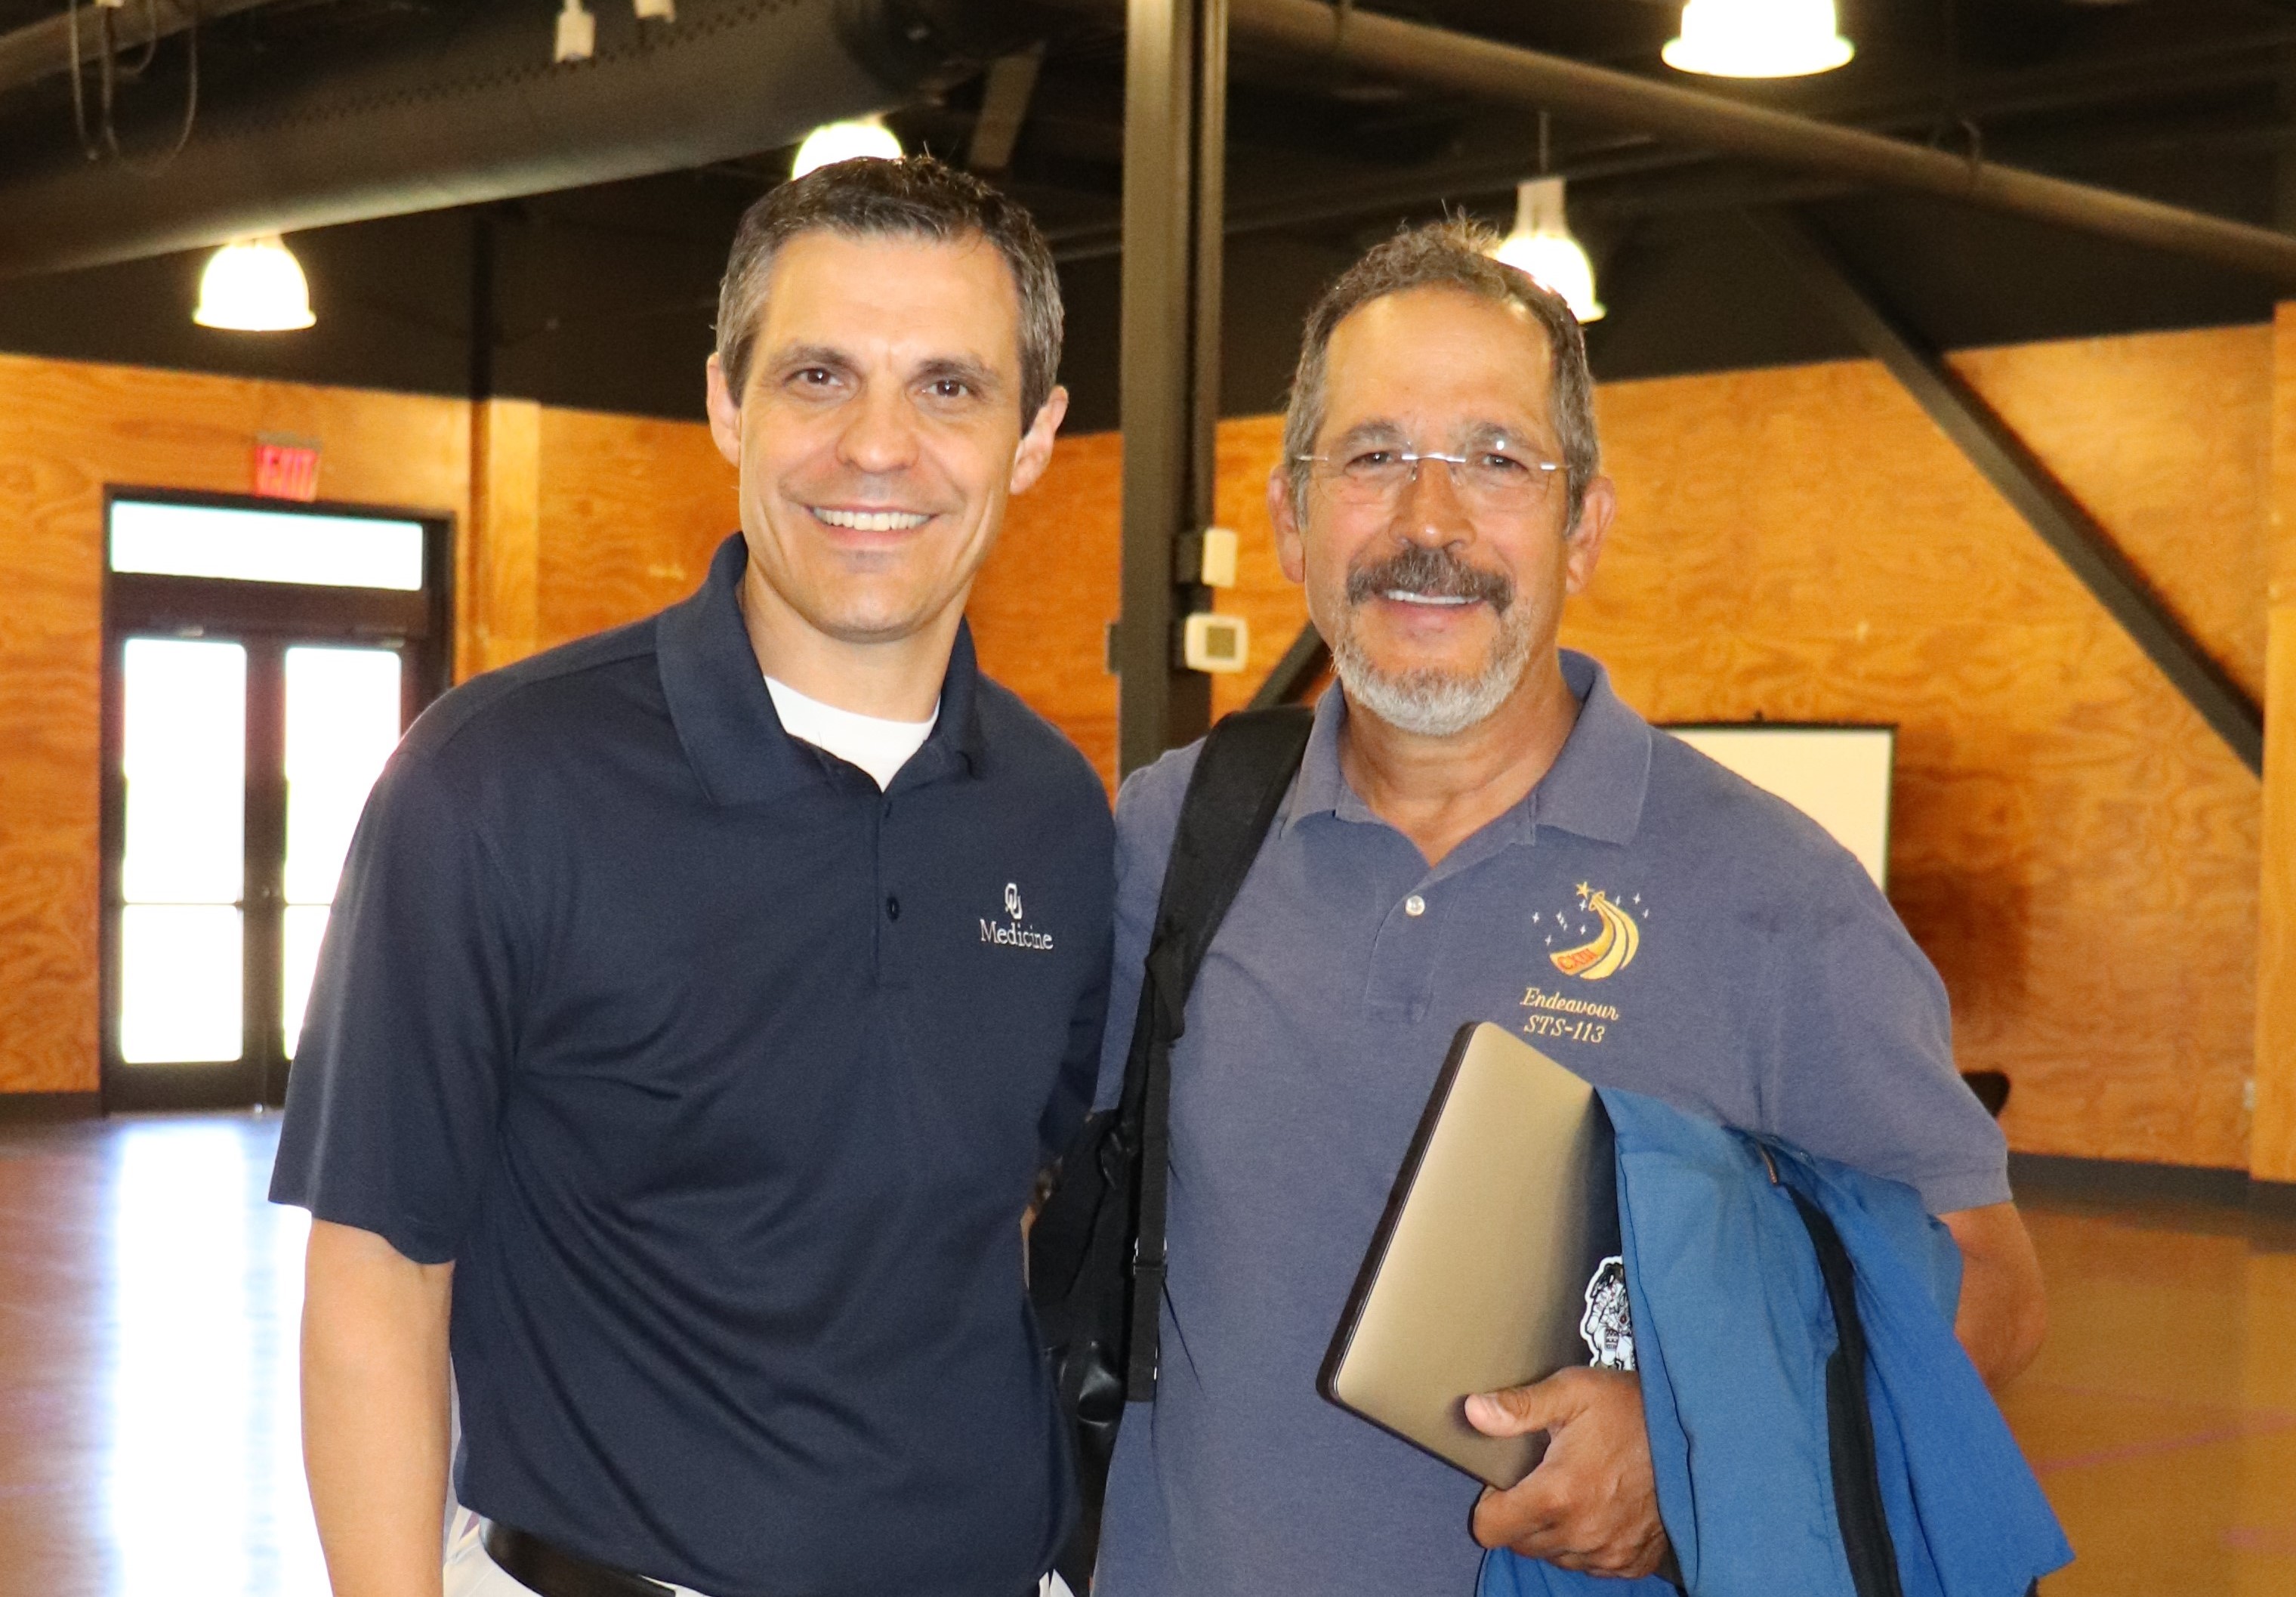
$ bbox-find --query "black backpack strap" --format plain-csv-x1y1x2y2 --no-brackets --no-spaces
1120,705,1315,1398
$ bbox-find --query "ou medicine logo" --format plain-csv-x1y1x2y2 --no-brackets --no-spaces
1548,883,1643,982
982,880,1054,952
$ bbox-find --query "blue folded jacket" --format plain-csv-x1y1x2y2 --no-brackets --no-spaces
1479,1087,2072,1597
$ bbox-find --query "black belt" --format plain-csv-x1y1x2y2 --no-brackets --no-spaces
482,1520,673,1597
480,1517,1048,1597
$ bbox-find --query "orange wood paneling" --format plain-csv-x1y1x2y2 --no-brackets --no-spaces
0,352,468,1095
1574,351,2259,1171
532,408,737,653
1949,327,2270,705
1209,415,1314,724
976,421,1313,789
2,326,2273,1168
972,431,1126,784
464,398,542,677
2252,304,2296,1184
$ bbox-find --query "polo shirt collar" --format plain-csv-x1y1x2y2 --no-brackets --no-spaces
1281,647,1651,847
656,533,988,805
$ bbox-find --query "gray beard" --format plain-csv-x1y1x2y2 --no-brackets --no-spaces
1329,601,1537,737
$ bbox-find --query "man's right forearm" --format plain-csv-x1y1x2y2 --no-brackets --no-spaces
302,1218,457,1597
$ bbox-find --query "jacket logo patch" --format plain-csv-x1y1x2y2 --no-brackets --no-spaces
1545,883,1644,981
981,881,1054,952
1580,1256,1635,1371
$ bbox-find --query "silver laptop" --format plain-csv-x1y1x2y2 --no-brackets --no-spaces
1319,1022,1622,1489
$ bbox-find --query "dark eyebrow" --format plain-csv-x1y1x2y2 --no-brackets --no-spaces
765,344,860,378
1455,421,1556,456
913,356,1005,397
1329,419,1408,453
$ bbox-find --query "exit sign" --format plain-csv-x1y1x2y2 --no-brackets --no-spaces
253,435,321,501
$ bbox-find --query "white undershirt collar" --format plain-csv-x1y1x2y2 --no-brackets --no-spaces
764,675,939,790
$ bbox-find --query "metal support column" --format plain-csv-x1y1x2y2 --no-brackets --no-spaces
1115,0,1226,775
1747,206,2264,774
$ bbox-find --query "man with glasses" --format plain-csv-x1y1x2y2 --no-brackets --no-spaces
1088,221,2044,1594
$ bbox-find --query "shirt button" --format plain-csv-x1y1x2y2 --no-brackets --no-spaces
885,895,901,921
1404,894,1426,918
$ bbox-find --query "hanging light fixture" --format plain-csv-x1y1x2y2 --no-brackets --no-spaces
1493,178,1604,324
790,117,903,179
193,236,316,332
1662,0,1854,79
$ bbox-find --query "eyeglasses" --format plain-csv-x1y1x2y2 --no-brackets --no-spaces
1292,445,1565,513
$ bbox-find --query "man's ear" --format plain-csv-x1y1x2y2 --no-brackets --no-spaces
705,354,743,468
1008,385,1069,496
1270,467,1307,586
1562,474,1616,596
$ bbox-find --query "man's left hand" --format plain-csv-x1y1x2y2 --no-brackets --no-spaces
1464,1367,1668,1578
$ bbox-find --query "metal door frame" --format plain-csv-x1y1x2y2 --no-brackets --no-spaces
98,486,452,1112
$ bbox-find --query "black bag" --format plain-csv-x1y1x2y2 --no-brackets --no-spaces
1029,706,1315,1588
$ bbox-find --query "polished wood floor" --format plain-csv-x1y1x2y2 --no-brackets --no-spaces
1,1111,2289,1595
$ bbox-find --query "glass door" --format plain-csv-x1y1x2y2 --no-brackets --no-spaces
102,490,448,1111
117,640,250,1073
280,646,406,1062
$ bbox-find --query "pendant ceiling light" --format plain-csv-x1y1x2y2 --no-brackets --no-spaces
1663,0,1854,79
790,117,903,179
193,236,316,332
1493,178,1604,324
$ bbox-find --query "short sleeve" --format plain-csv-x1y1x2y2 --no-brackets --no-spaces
1093,748,1197,1113
1757,851,2010,1216
267,742,524,1263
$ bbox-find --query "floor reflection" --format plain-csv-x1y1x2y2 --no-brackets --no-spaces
1,1113,320,1597
1998,1198,2296,1596
107,1117,321,1597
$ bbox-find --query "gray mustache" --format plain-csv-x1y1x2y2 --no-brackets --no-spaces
1344,544,1514,613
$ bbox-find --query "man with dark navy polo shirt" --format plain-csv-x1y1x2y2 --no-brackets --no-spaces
271,158,1109,1597
1089,222,2051,1596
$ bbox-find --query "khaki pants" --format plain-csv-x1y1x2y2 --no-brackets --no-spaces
443,1506,1075,1597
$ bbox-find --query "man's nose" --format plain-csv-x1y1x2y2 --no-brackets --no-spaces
835,384,922,476
1395,456,1474,548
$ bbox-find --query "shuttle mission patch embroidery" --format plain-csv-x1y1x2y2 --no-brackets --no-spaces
1547,883,1644,981
1580,1256,1634,1371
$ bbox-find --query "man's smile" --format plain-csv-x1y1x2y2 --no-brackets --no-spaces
1381,590,1479,607
807,505,936,532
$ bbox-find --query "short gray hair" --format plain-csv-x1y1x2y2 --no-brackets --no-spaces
1282,219,1600,530
715,155,1063,424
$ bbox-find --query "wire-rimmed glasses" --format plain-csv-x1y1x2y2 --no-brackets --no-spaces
1291,443,1564,514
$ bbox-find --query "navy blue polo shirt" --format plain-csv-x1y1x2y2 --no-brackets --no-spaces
1090,652,2007,1597
271,533,1113,1597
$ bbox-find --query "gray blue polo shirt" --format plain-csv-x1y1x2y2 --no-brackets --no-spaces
1090,650,2008,1597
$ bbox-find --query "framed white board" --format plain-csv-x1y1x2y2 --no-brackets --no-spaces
1666,724,1896,891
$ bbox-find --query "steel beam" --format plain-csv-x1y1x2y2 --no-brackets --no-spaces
1115,0,1224,774
1205,0,2296,288
1745,208,2264,774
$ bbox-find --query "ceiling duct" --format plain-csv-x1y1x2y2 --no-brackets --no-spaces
0,0,1025,281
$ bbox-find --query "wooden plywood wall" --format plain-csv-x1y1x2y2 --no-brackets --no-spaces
0,352,469,1095
533,409,738,651
1579,334,2266,1171
0,329,2274,1173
